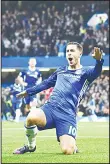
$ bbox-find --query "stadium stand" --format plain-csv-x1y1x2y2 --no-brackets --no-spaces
2,1,109,57
78,74,109,116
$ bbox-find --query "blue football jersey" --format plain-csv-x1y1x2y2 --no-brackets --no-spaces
19,67,41,89
26,59,104,115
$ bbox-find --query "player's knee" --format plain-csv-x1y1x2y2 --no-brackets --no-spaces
26,108,46,127
26,111,38,126
61,145,74,155
25,104,30,110
26,114,34,126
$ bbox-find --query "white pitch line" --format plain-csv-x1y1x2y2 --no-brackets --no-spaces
36,136,109,139
2,125,109,131
2,135,109,139
77,136,109,138
2,128,109,138
79,125,109,128
2,128,24,130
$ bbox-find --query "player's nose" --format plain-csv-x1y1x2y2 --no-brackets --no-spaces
68,54,72,57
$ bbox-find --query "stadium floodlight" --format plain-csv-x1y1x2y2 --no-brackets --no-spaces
87,13,108,27
2,69,16,72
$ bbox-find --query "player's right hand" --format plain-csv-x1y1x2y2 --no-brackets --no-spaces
16,91,27,98
92,47,103,60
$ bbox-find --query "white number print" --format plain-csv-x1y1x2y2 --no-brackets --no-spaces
68,126,76,136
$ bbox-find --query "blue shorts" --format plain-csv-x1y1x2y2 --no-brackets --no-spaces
24,95,36,105
37,103,77,142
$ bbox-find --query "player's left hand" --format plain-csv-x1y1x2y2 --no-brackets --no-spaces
16,91,27,98
92,47,103,60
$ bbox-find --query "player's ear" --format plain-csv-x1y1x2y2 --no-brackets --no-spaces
80,49,83,57
78,51,82,58
80,52,83,57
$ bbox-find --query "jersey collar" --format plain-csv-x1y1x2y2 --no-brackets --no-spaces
28,66,36,71
67,65,83,71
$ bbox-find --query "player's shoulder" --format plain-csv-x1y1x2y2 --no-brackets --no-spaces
56,66,66,72
35,68,40,72
35,68,42,77
19,69,26,74
81,66,95,77
82,66,94,72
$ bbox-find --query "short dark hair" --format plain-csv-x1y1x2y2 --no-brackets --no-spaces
67,42,83,52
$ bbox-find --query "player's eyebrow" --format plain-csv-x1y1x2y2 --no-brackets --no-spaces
66,49,74,52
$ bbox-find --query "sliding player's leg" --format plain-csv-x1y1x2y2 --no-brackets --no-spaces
55,114,78,155
13,103,55,154
59,135,77,155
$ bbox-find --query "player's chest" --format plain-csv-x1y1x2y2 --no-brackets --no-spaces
58,72,82,82
26,71,39,78
57,71,86,89
13,84,22,91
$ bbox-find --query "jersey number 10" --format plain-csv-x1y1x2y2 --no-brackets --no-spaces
68,126,76,136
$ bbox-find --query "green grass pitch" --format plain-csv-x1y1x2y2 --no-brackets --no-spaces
2,121,109,163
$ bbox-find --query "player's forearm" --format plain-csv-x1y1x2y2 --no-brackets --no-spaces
26,79,52,96
92,58,104,78
87,58,104,83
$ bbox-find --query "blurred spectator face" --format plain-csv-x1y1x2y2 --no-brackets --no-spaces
66,43,82,67
61,40,64,44
3,38,11,48
1,1,109,57
28,58,36,68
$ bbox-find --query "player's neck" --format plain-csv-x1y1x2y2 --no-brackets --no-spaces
68,60,82,70
28,66,36,71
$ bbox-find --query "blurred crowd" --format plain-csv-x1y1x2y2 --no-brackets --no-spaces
2,1,109,57
78,74,109,117
1,73,109,120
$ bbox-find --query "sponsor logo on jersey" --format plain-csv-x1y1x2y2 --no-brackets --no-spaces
62,73,81,80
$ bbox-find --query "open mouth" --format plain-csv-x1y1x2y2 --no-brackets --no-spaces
68,58,73,61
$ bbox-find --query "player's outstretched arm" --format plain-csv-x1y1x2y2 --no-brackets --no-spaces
87,47,104,82
17,70,57,98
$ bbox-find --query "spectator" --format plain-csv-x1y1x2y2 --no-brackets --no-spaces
55,40,67,57
2,1,109,57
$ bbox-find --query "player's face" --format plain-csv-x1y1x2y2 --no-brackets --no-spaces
29,59,36,67
66,44,81,66
15,79,19,84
